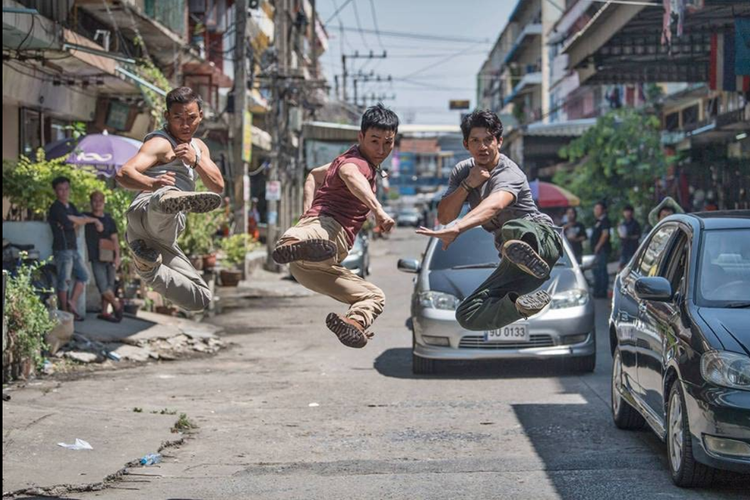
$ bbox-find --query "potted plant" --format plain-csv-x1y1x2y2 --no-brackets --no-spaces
218,234,255,287
178,211,221,270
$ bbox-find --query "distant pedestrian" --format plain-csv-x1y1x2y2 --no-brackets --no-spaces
590,201,611,298
618,204,641,271
84,191,123,323
646,196,684,233
563,207,586,265
48,176,101,321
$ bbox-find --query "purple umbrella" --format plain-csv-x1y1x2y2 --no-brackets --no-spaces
46,133,143,178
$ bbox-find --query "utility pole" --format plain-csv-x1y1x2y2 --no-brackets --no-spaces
232,0,248,236
267,0,288,269
310,0,317,79
341,51,386,103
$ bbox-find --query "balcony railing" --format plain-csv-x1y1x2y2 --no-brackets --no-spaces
144,0,186,36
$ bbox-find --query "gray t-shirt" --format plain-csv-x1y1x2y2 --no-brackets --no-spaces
443,154,553,246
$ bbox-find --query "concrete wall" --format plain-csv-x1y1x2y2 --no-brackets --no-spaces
2,221,87,314
3,65,97,123
2,104,19,161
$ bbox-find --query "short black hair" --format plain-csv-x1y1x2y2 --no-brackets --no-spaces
659,206,675,215
52,176,70,189
461,110,504,142
566,207,577,217
595,200,608,210
166,86,203,112
623,204,634,212
361,103,399,134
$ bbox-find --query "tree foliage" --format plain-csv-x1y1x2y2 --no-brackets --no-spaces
554,108,672,224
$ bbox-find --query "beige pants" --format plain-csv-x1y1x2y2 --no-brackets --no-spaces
277,216,385,329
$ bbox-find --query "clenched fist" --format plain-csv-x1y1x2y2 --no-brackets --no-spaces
466,165,491,189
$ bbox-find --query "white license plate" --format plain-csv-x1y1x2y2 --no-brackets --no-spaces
484,324,529,342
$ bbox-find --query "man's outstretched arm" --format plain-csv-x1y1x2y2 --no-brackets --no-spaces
338,163,394,232
417,190,514,250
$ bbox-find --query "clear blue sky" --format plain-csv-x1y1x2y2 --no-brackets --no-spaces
316,0,515,125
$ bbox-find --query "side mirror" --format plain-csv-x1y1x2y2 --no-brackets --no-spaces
634,277,672,302
397,258,421,274
580,255,595,270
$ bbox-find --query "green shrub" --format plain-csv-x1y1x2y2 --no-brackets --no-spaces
219,234,257,268
2,152,135,256
4,263,56,375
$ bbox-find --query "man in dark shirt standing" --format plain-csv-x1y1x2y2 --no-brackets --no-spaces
84,191,123,322
563,207,587,265
48,176,102,320
618,204,641,271
590,201,612,298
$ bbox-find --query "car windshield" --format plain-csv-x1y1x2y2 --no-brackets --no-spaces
697,229,750,306
428,227,572,271
399,208,419,216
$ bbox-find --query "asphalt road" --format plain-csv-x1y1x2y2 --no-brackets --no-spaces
71,228,747,500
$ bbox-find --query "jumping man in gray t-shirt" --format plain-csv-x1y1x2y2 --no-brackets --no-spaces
416,110,563,331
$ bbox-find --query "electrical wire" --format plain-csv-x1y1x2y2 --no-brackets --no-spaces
367,0,385,50
324,0,355,25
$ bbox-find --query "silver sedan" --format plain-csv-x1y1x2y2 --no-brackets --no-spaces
399,227,596,374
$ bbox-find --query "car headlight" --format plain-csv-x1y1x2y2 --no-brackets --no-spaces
701,351,750,390
549,289,589,309
418,291,460,311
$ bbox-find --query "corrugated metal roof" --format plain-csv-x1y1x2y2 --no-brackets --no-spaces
524,118,597,137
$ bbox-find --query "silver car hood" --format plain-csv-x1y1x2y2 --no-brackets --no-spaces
427,266,577,300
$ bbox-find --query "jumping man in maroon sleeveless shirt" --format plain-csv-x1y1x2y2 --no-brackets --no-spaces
273,104,399,348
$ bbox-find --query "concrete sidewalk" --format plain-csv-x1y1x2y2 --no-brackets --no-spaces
48,311,224,368
2,311,223,497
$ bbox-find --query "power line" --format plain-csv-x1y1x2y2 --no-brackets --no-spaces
367,0,385,50
331,27,490,44
350,0,370,49
402,41,486,79
324,0,355,25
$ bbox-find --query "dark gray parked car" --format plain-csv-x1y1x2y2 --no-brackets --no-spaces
342,233,370,278
609,211,750,486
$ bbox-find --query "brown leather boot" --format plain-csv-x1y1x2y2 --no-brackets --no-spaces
325,313,374,348
273,240,337,264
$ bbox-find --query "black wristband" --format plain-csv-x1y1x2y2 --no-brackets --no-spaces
460,180,472,192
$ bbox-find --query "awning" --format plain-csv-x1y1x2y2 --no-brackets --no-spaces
563,1,750,84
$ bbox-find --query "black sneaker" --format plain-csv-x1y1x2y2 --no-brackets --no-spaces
502,239,550,279
129,239,162,273
273,240,337,264
515,290,551,318
159,190,222,214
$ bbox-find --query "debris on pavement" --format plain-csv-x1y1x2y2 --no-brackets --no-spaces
139,453,162,466
57,438,93,451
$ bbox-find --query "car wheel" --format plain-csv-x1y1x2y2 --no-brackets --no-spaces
412,333,436,375
611,347,646,430
412,353,435,375
667,382,715,487
568,353,596,373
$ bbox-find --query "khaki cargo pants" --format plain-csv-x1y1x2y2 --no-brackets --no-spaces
276,216,385,329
